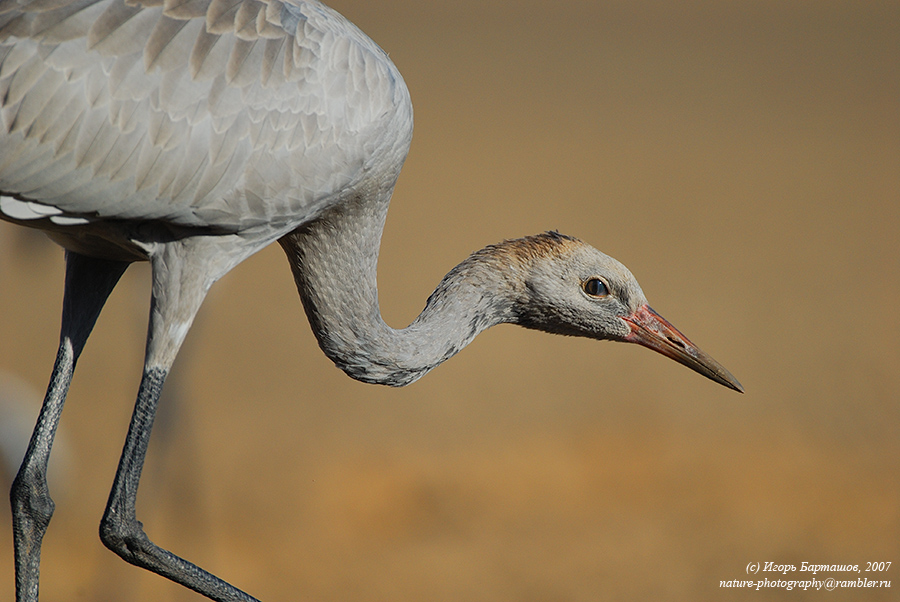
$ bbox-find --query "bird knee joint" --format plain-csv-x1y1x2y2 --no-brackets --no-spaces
100,514,149,559
10,474,55,528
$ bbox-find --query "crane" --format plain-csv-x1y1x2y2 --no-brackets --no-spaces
0,0,743,600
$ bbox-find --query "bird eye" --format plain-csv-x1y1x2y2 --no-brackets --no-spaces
582,278,609,298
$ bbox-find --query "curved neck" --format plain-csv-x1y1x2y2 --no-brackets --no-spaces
279,192,516,386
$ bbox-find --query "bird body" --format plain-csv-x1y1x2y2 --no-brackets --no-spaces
0,0,411,255
1,1,742,601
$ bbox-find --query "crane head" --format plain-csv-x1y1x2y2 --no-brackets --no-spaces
507,232,743,392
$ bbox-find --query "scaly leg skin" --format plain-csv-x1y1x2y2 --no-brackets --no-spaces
98,242,260,602
10,252,128,602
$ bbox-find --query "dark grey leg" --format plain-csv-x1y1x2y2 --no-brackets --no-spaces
98,244,260,602
10,252,128,602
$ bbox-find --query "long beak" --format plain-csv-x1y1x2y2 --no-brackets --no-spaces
623,305,744,393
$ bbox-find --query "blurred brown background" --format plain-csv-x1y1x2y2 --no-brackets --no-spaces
1,0,897,600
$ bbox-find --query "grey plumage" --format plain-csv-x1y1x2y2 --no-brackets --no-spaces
1,0,407,233
0,1,742,601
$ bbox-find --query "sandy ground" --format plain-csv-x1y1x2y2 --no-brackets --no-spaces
1,1,898,600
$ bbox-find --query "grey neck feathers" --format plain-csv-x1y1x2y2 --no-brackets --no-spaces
279,191,517,387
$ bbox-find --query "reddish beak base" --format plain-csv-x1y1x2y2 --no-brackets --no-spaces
623,305,743,392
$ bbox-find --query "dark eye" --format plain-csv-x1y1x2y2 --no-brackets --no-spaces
582,278,609,298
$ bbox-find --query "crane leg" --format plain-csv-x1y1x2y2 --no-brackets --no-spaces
98,242,260,602
10,252,129,602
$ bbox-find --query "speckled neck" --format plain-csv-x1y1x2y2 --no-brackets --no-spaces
279,189,517,386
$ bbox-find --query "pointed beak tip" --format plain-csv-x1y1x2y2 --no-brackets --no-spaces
624,305,744,394
721,374,745,394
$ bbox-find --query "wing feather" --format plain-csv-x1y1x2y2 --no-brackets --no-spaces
207,70,242,115
95,125,143,177
43,37,96,71
254,3,280,39
208,108,246,163
168,117,208,200
108,50,158,99
137,133,181,193
188,19,218,78
9,67,65,133
83,55,111,106
32,0,108,43
4,51,45,106
157,62,203,118
10,0,78,12
41,91,84,149
28,75,77,139
0,14,33,40
104,130,144,180
259,35,283,86
0,138,55,187
163,0,210,20
145,103,184,149
262,0,282,26
73,106,109,167
87,0,145,54
0,43,34,80
206,0,240,35
225,36,258,85
192,136,245,202
144,13,190,71
26,156,93,199
232,0,259,41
